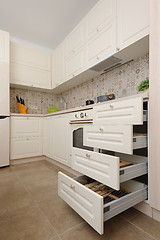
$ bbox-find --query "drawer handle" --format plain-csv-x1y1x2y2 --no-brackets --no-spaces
99,127,103,132
110,104,113,108
86,153,90,158
70,185,75,190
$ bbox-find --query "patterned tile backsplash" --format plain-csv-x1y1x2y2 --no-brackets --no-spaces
10,53,149,114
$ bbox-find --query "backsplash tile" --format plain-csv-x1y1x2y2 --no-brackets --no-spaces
10,53,149,114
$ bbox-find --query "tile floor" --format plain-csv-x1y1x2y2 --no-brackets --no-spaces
0,160,160,240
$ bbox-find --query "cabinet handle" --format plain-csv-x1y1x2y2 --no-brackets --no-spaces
110,104,113,108
99,127,103,132
72,74,75,77
86,153,90,158
70,185,75,190
117,48,120,51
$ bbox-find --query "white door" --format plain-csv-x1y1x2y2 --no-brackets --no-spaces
52,115,70,166
0,117,9,167
84,125,133,154
117,0,149,51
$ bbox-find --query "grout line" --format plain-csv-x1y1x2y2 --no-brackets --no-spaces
12,168,60,240
58,222,86,237
120,215,157,240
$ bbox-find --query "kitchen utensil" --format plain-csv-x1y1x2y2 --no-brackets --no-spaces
97,93,115,103
86,100,94,105
47,104,59,113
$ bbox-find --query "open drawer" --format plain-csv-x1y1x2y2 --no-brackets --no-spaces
71,147,148,190
84,125,148,154
93,97,143,126
58,172,148,235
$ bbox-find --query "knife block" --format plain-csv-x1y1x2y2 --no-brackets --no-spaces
17,103,28,114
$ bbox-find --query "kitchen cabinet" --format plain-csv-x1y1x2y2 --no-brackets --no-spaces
0,29,9,63
10,41,52,89
58,94,149,234
56,41,66,85
52,114,70,166
52,50,58,88
117,0,149,51
10,116,43,159
86,0,116,67
43,116,53,158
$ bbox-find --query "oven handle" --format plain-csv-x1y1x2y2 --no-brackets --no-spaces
69,121,93,124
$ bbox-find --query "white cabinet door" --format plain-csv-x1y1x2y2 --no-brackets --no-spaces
10,63,51,89
52,115,70,166
43,117,53,158
86,20,116,67
10,41,52,89
52,50,58,88
93,97,143,126
10,117,43,159
84,125,133,154
0,30,9,116
0,117,9,167
66,47,86,80
56,41,66,85
66,19,86,59
86,0,116,40
0,30,9,63
117,0,149,51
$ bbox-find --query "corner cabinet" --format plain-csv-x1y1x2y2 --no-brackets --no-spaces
10,116,43,159
10,41,52,89
117,0,149,51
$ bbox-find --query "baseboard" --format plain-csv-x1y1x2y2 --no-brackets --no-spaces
10,155,46,165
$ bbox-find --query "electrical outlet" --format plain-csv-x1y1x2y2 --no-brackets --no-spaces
31,105,38,110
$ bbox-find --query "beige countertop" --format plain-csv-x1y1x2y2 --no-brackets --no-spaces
10,91,149,117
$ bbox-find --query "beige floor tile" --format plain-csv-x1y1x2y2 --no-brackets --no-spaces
38,197,84,234
121,208,160,240
0,174,34,216
0,205,57,240
100,215,154,240
60,222,101,240
26,177,58,202
0,166,13,179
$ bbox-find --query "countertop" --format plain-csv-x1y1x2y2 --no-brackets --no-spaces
10,90,149,117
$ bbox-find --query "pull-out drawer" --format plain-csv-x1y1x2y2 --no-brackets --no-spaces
71,147,148,190
84,125,147,154
93,97,143,125
58,172,147,235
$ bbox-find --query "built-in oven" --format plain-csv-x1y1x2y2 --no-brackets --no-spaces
69,109,94,159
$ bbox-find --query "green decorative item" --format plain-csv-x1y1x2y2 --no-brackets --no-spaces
47,104,59,113
138,78,149,92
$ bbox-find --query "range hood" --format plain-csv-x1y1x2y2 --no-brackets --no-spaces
52,35,149,94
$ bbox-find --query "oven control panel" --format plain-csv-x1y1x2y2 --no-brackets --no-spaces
70,109,93,121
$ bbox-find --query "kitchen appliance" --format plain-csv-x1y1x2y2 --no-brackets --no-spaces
0,42,9,167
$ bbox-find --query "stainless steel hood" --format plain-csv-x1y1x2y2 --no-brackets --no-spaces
52,35,149,94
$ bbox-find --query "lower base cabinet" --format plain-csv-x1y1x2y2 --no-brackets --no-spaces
58,172,148,234
10,116,43,160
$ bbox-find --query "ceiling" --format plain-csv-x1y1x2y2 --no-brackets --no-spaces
0,0,99,50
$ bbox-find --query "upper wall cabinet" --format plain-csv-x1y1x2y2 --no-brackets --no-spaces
10,41,52,89
86,0,116,67
56,41,66,85
0,30,9,63
117,0,149,51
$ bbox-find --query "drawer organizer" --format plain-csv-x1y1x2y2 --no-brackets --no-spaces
58,96,148,234
58,172,148,235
